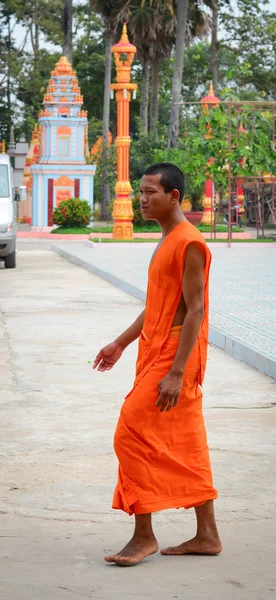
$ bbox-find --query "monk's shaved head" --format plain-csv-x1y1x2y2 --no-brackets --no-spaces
144,162,185,203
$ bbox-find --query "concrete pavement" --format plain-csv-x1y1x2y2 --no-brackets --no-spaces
52,241,276,378
0,246,276,599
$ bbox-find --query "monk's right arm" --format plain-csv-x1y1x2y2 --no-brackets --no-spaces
115,309,145,350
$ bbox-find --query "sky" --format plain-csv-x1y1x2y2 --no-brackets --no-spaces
11,0,276,54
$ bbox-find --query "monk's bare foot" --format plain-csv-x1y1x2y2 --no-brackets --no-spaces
105,535,158,566
161,533,222,556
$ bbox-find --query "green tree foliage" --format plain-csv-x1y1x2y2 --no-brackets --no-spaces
220,0,276,99
154,104,276,202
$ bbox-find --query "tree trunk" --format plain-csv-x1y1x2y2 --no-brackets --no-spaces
211,0,218,94
140,56,150,133
150,55,159,133
168,0,188,148
7,14,12,132
63,0,73,64
34,0,39,70
100,26,114,222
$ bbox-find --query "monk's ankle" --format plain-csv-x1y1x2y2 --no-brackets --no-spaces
133,533,156,541
196,527,220,541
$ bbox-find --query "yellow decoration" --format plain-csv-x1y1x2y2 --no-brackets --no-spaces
181,198,192,212
110,24,137,240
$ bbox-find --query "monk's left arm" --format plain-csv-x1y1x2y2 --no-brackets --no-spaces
170,242,205,377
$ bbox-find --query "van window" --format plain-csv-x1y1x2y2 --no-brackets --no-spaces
0,165,10,198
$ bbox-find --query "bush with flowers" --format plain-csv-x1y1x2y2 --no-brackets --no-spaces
52,198,92,228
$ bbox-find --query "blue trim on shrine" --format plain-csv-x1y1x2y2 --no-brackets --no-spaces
32,175,38,226
31,164,96,172
89,176,94,214
43,177,49,226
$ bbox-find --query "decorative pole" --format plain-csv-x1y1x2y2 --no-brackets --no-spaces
110,23,137,240
236,122,246,223
200,82,221,225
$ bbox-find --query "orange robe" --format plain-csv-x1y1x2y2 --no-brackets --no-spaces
113,221,218,515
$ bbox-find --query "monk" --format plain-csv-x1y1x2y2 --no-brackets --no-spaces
93,162,222,566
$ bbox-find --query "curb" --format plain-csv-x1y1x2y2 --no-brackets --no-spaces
52,243,276,380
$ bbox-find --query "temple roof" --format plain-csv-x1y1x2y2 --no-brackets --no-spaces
43,56,83,106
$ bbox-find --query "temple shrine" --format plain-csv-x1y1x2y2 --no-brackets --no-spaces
29,56,95,227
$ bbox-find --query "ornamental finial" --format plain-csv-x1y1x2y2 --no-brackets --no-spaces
121,22,128,42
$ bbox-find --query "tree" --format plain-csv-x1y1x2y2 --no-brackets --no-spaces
125,0,175,134
167,0,212,148
126,1,155,133
221,0,276,99
0,0,26,138
90,0,125,220
210,0,218,93
150,3,175,132
63,0,73,63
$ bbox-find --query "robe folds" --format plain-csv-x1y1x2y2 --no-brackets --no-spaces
112,221,218,515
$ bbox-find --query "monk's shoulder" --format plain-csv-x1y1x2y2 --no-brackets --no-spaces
172,223,211,265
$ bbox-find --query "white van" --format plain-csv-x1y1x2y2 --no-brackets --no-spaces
0,154,26,269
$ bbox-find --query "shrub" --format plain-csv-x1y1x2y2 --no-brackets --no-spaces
132,195,143,226
52,198,92,228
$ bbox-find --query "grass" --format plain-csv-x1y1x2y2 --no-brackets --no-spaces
197,224,243,233
90,237,159,243
51,226,94,234
89,224,161,233
90,237,275,244
52,223,243,234
206,238,275,243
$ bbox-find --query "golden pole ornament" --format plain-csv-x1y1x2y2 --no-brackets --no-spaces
200,82,221,225
110,23,137,240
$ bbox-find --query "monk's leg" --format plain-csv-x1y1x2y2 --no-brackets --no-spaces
161,500,222,556
104,513,158,566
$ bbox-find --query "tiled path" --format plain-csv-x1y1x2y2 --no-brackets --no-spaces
52,242,276,378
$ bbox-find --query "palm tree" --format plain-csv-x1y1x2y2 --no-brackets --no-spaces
168,0,211,148
126,0,175,133
168,0,188,148
90,1,125,220
63,0,73,64
210,0,218,93
126,2,155,133
150,7,175,132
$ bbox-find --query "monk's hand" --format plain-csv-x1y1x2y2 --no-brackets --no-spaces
156,371,183,412
93,341,124,372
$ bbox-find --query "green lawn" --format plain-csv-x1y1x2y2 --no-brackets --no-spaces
90,237,275,244
51,226,95,234
52,223,243,234
90,238,159,243
205,238,275,243
197,224,243,233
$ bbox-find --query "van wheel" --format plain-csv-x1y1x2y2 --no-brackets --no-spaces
5,249,16,269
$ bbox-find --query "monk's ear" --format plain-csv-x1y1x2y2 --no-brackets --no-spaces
171,188,180,204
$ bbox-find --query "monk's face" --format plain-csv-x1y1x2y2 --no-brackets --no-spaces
139,174,179,221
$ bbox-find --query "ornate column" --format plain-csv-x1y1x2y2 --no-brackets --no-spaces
200,83,221,225
110,24,137,239
236,122,246,223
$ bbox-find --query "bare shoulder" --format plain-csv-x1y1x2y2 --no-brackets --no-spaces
185,241,206,270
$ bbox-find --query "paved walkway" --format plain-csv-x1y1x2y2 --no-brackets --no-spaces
52,241,276,378
0,248,275,599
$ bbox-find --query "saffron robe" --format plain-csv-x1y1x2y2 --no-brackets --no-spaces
113,221,218,515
